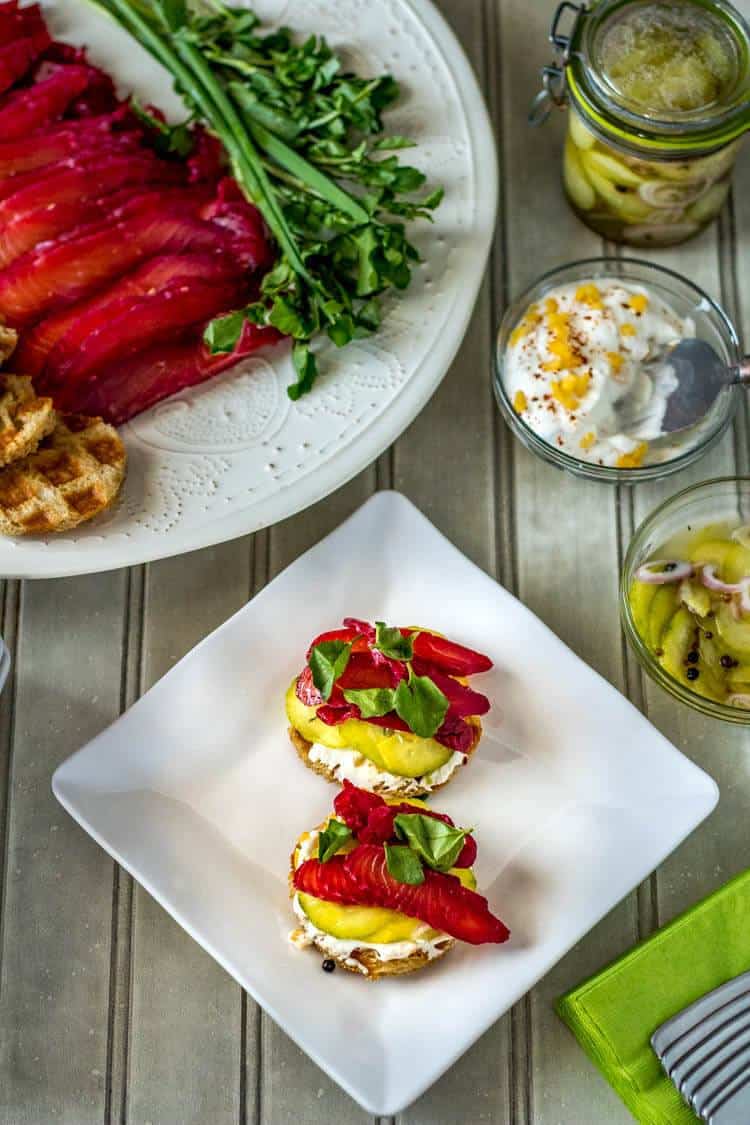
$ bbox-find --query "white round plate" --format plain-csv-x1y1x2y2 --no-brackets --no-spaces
6,0,497,578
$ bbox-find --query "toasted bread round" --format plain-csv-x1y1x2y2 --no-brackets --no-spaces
0,324,17,365
289,832,455,979
0,413,126,536
0,375,56,468
289,717,481,798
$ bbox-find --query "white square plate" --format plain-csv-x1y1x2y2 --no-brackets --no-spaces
53,491,719,1115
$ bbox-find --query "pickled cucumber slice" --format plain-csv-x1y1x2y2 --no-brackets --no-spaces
568,111,596,151
630,580,657,639
659,606,696,683
696,631,731,699
686,180,730,224
584,148,646,188
728,665,750,691
690,540,750,583
689,539,737,579
716,602,750,657
564,138,596,211
648,585,680,650
581,157,653,221
680,579,712,618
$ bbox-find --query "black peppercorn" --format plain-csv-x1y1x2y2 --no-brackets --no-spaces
664,562,677,572
720,654,736,669
322,958,336,973
686,667,699,682
686,650,699,664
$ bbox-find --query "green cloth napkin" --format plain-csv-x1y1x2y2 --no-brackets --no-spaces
557,867,750,1125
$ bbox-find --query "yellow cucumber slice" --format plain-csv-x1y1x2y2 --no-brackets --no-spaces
581,158,653,221
563,138,596,211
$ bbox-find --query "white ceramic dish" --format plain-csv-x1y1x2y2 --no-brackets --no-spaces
53,492,718,1114
0,0,496,579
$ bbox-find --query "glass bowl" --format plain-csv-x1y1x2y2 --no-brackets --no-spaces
493,257,742,483
620,476,750,723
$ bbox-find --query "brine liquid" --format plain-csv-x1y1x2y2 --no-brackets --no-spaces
596,1,738,115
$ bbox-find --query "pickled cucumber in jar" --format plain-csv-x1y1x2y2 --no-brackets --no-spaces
559,0,746,247
563,111,737,246
597,2,738,114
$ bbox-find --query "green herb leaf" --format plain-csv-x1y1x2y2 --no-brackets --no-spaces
374,621,413,661
372,135,416,150
342,687,396,718
394,813,467,872
156,0,186,32
129,100,195,158
318,818,352,862
394,673,449,738
203,310,245,354
308,640,352,700
385,843,424,885
288,341,318,400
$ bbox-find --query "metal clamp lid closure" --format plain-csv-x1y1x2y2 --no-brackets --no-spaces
529,1,587,126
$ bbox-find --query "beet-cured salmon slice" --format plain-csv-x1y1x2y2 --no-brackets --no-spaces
204,178,275,271
0,33,50,95
0,151,183,230
46,275,249,408
17,253,230,376
0,1,49,46
77,321,282,423
0,113,136,178
0,196,255,327
0,64,92,138
39,256,246,391
341,844,510,945
0,131,142,202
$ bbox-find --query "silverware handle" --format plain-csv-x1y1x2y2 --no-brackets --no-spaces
737,357,750,384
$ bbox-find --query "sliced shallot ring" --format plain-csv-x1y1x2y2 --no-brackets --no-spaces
726,693,750,710
635,560,693,584
700,565,746,595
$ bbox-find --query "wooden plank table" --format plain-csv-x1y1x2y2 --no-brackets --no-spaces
2,1,750,1121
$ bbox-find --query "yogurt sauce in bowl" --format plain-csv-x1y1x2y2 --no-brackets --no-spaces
503,278,694,468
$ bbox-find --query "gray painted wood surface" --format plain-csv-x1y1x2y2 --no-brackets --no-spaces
1,0,750,1121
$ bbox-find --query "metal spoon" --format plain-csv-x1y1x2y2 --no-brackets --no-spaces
619,339,750,435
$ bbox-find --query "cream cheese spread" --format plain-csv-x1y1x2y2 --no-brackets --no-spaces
307,742,466,795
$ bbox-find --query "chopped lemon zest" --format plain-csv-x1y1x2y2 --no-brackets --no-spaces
579,431,596,451
575,283,604,309
628,293,649,314
544,297,559,314
509,303,541,347
620,323,637,337
607,351,624,373
513,390,528,414
551,370,591,411
542,359,563,372
616,442,649,469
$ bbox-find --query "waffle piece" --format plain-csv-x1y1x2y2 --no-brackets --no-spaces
0,413,126,535
0,322,17,364
0,374,55,468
